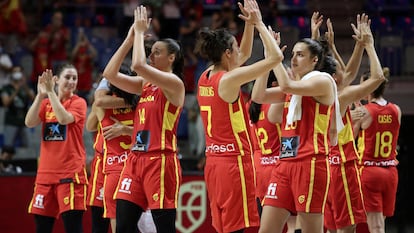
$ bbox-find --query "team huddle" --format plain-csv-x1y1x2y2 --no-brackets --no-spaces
24,1,400,233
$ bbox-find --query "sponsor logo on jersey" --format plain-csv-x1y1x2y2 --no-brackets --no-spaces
205,143,236,153
33,194,45,209
264,183,278,199
118,178,132,194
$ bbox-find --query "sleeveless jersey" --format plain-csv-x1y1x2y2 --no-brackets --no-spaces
37,95,87,184
197,70,253,157
280,95,332,160
329,107,359,165
253,104,281,165
358,102,400,166
130,83,182,154
101,107,135,173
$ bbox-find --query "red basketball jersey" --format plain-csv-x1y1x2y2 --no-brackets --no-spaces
197,70,253,157
253,103,281,164
330,107,359,164
130,83,182,154
358,102,400,166
101,107,135,173
280,94,332,160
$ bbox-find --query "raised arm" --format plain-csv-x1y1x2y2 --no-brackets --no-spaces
311,11,323,40
251,72,284,104
131,5,185,107
219,1,283,102
25,75,47,128
251,30,286,104
103,25,143,95
236,0,259,65
339,14,370,88
338,18,385,114
325,18,346,71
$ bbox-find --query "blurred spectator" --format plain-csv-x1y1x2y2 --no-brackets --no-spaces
1,66,34,149
0,146,22,174
187,99,205,158
28,30,51,90
0,39,12,88
181,0,203,22
119,2,160,42
159,0,181,39
118,0,139,38
71,28,97,104
43,11,70,71
144,4,160,41
261,1,280,27
210,1,235,30
70,13,93,47
180,8,200,93
0,0,27,55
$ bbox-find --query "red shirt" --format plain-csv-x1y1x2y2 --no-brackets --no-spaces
358,102,400,166
101,107,134,173
197,70,253,157
252,104,281,165
130,83,181,155
73,45,93,91
44,25,69,61
0,1,27,36
330,107,359,164
280,94,332,160
30,35,51,83
37,95,87,184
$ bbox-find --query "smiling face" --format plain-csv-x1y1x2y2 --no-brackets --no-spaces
56,67,78,96
290,42,318,78
148,41,174,72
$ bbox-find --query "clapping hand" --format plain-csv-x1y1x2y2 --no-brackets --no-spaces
134,5,152,34
238,0,262,26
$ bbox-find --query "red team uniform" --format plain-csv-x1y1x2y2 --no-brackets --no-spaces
28,95,88,217
115,83,182,210
358,102,400,216
263,93,332,214
251,104,281,203
325,108,366,230
101,106,135,218
197,71,260,233
86,131,105,207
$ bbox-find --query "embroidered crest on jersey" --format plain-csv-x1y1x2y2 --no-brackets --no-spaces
63,196,69,205
280,136,299,159
153,193,159,202
131,130,150,152
298,194,305,204
43,122,66,141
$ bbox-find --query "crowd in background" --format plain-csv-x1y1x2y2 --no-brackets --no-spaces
0,0,413,173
